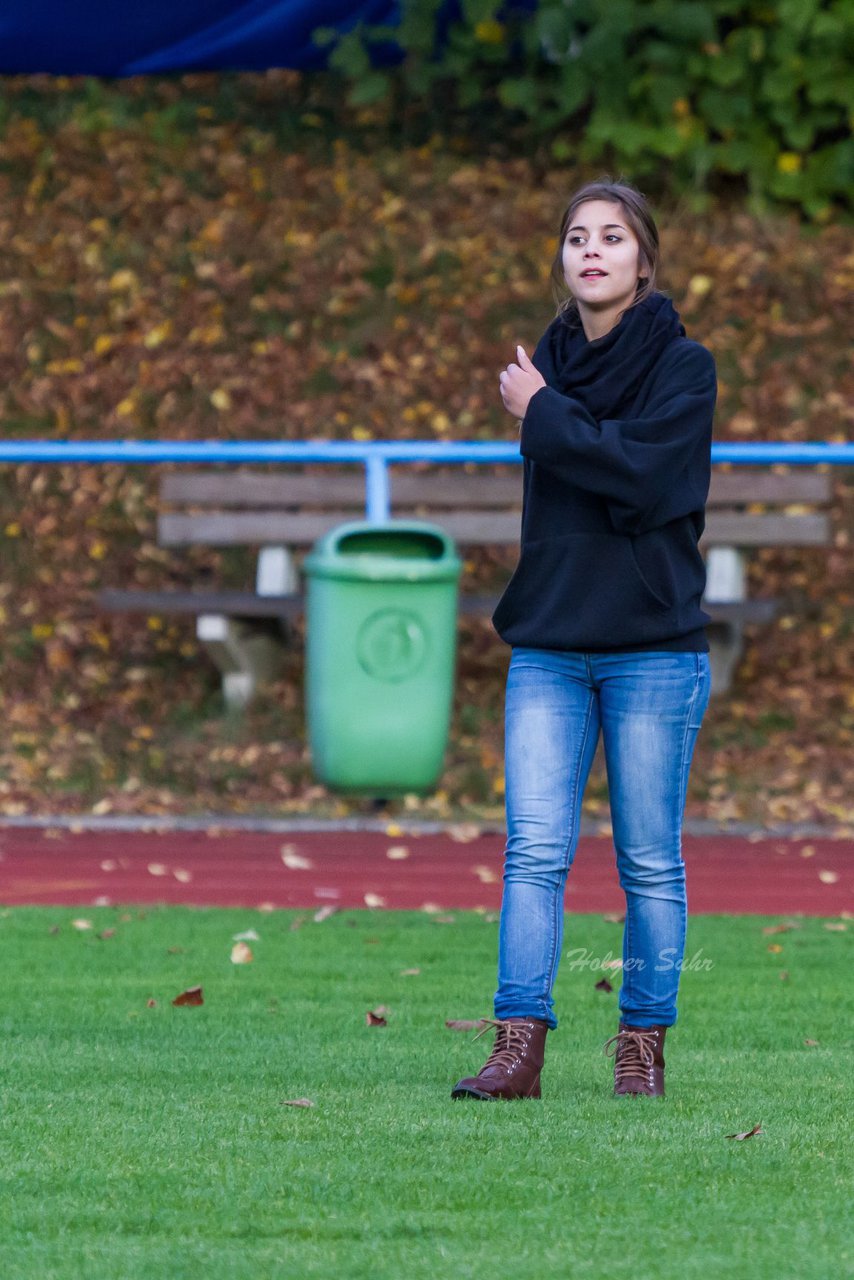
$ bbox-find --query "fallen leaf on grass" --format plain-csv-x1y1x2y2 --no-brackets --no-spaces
172,986,204,1006
594,977,614,992
230,942,253,964
761,923,797,934
725,1123,762,1140
167,946,184,954
313,905,338,923
804,1038,820,1046
280,1097,315,1108
779,970,789,981
400,967,421,976
386,845,410,860
233,929,260,942
823,922,847,931
366,1008,389,1026
71,918,93,931
281,844,313,870
432,914,456,924
767,943,784,953
146,998,157,1008
446,1019,487,1031
603,913,625,923
98,928,116,940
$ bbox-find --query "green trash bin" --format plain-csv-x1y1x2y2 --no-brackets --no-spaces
304,520,462,794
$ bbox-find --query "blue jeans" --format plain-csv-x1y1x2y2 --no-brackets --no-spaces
495,648,712,1031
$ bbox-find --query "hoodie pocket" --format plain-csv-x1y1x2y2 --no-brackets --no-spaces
628,533,674,612
492,531,673,649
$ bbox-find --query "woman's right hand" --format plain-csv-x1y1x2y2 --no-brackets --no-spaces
499,344,545,419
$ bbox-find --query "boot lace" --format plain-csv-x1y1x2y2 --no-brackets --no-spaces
472,1018,532,1071
602,1027,658,1085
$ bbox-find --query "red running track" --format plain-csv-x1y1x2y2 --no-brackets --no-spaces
0,827,850,915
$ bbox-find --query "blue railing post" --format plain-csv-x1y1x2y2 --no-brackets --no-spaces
364,453,391,521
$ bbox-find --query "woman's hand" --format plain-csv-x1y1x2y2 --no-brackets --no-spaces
499,344,546,420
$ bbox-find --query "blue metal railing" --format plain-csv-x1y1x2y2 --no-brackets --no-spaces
0,440,850,522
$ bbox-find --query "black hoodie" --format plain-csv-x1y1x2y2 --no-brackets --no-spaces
492,291,716,653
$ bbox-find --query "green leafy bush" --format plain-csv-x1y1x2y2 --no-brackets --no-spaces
312,0,853,219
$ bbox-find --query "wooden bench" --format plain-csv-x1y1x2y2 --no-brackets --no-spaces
98,466,834,707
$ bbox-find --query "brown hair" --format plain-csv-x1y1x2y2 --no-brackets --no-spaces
548,177,661,323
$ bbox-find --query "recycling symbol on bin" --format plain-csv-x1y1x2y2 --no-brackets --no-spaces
356,609,429,682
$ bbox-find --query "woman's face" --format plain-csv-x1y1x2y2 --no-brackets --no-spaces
561,200,642,310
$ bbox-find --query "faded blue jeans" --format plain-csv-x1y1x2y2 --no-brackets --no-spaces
495,648,712,1031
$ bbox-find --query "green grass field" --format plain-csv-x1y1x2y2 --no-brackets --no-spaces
0,907,850,1279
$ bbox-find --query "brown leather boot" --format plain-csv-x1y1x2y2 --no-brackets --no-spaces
451,1017,548,1100
602,1022,667,1097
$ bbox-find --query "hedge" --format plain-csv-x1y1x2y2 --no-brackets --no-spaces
313,0,853,220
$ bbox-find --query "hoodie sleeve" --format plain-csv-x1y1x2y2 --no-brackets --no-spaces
520,341,716,536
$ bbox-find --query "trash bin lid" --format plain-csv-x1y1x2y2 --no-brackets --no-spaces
304,520,462,583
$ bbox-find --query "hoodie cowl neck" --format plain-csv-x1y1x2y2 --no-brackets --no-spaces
532,290,687,422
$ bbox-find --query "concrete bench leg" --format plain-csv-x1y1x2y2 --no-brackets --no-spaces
706,619,744,696
256,545,298,595
196,614,285,710
703,546,746,697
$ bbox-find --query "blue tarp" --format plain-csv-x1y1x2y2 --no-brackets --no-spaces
0,1,404,76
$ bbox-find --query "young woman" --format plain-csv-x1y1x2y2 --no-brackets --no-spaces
452,178,715,1101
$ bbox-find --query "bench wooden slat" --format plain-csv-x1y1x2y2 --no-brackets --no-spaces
161,470,525,508
98,588,780,626
159,509,831,548
159,468,832,509
461,597,780,623
158,512,366,546
158,512,526,546
703,599,779,623
394,471,523,505
700,512,830,545
98,589,302,619
161,472,367,507
707,471,831,503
